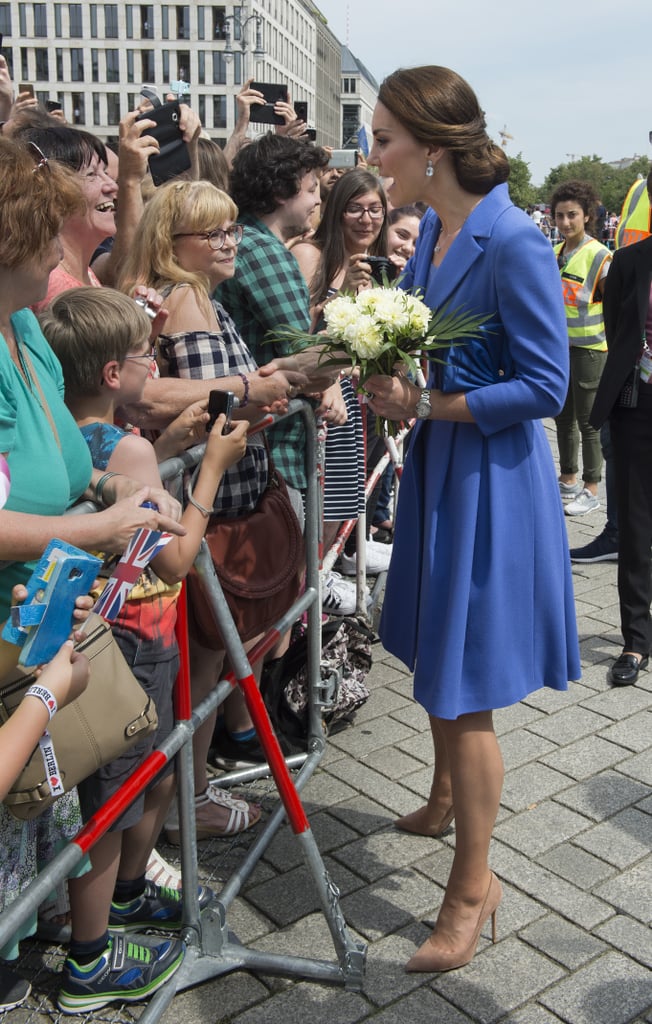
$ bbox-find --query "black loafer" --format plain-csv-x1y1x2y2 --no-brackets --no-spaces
610,653,649,687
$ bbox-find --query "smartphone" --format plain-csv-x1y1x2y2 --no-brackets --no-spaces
328,149,358,169
294,100,308,122
45,100,63,113
19,82,34,98
366,256,398,285
249,82,289,125
207,389,237,433
135,100,191,186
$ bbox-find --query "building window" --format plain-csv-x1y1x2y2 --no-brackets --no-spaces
89,5,97,36
18,4,26,35
342,103,360,148
197,5,204,39
34,48,48,79
33,3,47,35
71,92,85,125
162,50,169,81
104,5,118,37
125,4,133,37
0,4,11,35
69,4,83,36
19,46,27,79
233,5,242,41
141,5,153,37
127,50,134,83
176,5,189,39
212,52,227,85
213,5,226,39
91,48,99,82
161,6,168,38
93,92,101,124
233,51,242,86
71,48,84,82
213,94,226,129
106,49,119,83
141,49,155,81
197,51,205,84
106,94,121,125
176,49,189,84
56,48,63,79
197,95,205,124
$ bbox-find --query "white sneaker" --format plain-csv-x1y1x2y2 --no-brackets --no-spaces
341,539,392,576
322,571,358,615
564,488,600,516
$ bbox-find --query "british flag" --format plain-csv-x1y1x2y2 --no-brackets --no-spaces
93,527,172,622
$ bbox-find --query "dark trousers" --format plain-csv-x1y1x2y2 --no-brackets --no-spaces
610,388,652,654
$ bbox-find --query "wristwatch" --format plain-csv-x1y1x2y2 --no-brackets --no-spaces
414,388,432,419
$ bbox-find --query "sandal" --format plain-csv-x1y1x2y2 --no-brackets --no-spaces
146,848,183,890
165,785,261,844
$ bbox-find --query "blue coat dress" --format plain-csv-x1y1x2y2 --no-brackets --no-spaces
379,184,581,720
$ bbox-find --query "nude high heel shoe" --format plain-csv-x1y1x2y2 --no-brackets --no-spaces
406,871,502,973
394,805,454,838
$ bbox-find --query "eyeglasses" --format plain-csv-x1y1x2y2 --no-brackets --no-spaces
344,204,385,220
173,224,244,250
123,346,157,366
27,141,49,174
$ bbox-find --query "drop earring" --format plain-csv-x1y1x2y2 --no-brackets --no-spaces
425,159,434,178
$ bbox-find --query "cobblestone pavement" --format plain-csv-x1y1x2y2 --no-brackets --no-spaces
9,425,651,1024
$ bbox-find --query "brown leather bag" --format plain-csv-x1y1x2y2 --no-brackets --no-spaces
187,469,305,649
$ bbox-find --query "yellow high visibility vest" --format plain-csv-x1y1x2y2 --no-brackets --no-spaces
554,238,610,348
616,179,651,248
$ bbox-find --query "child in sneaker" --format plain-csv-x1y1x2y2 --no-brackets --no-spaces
41,286,251,1013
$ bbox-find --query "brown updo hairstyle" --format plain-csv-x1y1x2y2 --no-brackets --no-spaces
378,66,509,196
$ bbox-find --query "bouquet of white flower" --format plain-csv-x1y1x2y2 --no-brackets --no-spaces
267,285,487,435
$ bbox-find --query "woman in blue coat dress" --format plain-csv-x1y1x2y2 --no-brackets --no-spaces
366,66,580,974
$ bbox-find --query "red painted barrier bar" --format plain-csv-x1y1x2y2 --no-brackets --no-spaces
174,582,193,723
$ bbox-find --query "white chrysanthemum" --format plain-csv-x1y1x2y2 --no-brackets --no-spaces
403,294,431,335
345,315,384,359
323,296,361,340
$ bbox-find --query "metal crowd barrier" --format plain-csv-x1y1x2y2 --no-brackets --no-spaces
0,399,366,1020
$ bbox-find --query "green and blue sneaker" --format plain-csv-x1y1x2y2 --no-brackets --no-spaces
57,933,184,1014
109,880,214,932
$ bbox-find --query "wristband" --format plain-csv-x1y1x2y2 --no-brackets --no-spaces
24,684,58,720
95,471,120,506
186,478,212,518
238,372,250,408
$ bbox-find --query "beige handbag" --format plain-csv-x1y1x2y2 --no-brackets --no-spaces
0,613,158,820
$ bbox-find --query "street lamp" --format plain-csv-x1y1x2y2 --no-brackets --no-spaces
222,13,265,80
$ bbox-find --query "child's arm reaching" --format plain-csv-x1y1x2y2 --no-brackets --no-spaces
152,399,210,463
105,413,248,584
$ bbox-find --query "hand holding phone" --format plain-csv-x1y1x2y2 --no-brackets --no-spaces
135,100,191,185
207,390,238,433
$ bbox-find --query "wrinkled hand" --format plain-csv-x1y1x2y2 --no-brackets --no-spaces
248,366,292,409
364,373,418,422
131,286,169,340
178,103,202,144
262,349,348,391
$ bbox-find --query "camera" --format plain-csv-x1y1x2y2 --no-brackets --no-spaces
207,389,239,433
365,256,398,285
134,296,157,320
249,82,289,126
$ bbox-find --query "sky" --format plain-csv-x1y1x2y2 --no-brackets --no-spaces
314,0,651,185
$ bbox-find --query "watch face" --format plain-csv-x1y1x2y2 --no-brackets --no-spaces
415,391,431,418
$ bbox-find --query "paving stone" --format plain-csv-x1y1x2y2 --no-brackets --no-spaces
580,684,652,720
498,1007,568,1024
537,842,615,890
251,910,365,965
526,704,612,745
352,684,410,722
498,728,557,770
539,951,652,1024
325,757,422,815
594,859,652,924
328,717,415,758
264,811,360,872
363,744,424,779
360,986,472,1024
229,981,371,1024
491,844,613,929
331,826,449,883
494,702,547,734
554,770,649,820
245,856,364,927
433,937,565,1024
493,801,592,857
571,807,652,868
595,914,652,968
340,867,440,941
395,729,434,763
327,794,395,836
518,912,607,969
301,768,357,809
616,748,652,787
389,702,430,731
500,762,574,812
520,682,595,711
361,923,437,1007
538,735,631,781
597,710,652,753
165,968,269,1024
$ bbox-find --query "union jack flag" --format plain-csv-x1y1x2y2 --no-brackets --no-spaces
93,527,172,621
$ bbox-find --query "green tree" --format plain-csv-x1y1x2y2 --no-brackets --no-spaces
507,152,536,209
540,154,650,214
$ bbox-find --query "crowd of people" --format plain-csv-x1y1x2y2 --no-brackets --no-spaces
0,52,649,1015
